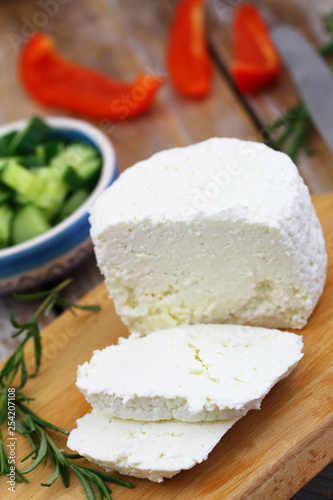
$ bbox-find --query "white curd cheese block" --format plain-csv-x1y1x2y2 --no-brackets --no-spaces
76,324,303,422
89,138,326,334
67,409,239,482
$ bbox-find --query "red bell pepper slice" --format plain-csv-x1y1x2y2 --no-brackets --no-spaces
19,33,163,120
231,3,281,94
167,0,212,98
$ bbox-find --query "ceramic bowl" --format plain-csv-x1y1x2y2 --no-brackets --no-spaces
0,117,117,294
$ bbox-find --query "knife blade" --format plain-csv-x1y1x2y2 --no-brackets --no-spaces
271,24,333,156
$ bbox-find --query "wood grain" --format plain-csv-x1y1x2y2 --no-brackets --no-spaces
0,2,332,495
1,193,332,500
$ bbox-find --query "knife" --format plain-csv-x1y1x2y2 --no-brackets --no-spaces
271,25,333,156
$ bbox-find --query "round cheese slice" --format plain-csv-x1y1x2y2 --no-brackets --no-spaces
67,409,238,482
77,324,303,422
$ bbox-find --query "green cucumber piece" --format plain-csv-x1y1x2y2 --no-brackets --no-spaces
1,163,44,200
51,142,97,168
14,193,29,205
0,159,10,173
17,155,45,168
0,131,16,157
59,188,89,221
7,117,50,156
35,140,65,163
0,158,21,172
34,168,68,219
63,156,101,189
12,205,51,245
0,184,13,204
51,143,100,181
0,204,14,248
0,155,45,170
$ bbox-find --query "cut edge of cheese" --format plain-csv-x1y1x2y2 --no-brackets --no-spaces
76,324,304,422
67,409,240,482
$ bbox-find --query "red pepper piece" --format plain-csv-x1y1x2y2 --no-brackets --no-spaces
231,3,281,94
19,33,163,120
167,0,212,98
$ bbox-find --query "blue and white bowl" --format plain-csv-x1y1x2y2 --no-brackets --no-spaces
0,117,117,294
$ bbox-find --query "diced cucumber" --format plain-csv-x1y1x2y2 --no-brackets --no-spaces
12,205,51,245
34,168,68,220
0,184,13,204
51,142,97,168
63,156,101,189
59,189,89,221
0,158,22,173
17,155,45,168
1,163,44,200
7,117,50,156
51,143,100,182
0,204,14,248
0,116,101,250
0,155,44,171
14,193,29,205
0,131,16,157
35,140,65,163
0,159,9,173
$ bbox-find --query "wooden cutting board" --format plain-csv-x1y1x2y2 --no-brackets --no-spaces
4,193,333,500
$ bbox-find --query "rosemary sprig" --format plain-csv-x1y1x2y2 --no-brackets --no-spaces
13,395,134,497
266,11,333,162
0,279,132,498
0,427,28,484
0,278,99,397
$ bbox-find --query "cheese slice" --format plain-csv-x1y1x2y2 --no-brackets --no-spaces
89,138,326,334
67,409,239,482
77,324,303,422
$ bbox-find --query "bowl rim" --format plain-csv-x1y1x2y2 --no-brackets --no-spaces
0,116,117,258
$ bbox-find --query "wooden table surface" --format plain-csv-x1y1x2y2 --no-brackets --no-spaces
0,0,332,498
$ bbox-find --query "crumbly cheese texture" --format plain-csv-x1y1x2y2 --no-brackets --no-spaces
67,409,238,482
77,324,303,422
89,138,326,334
